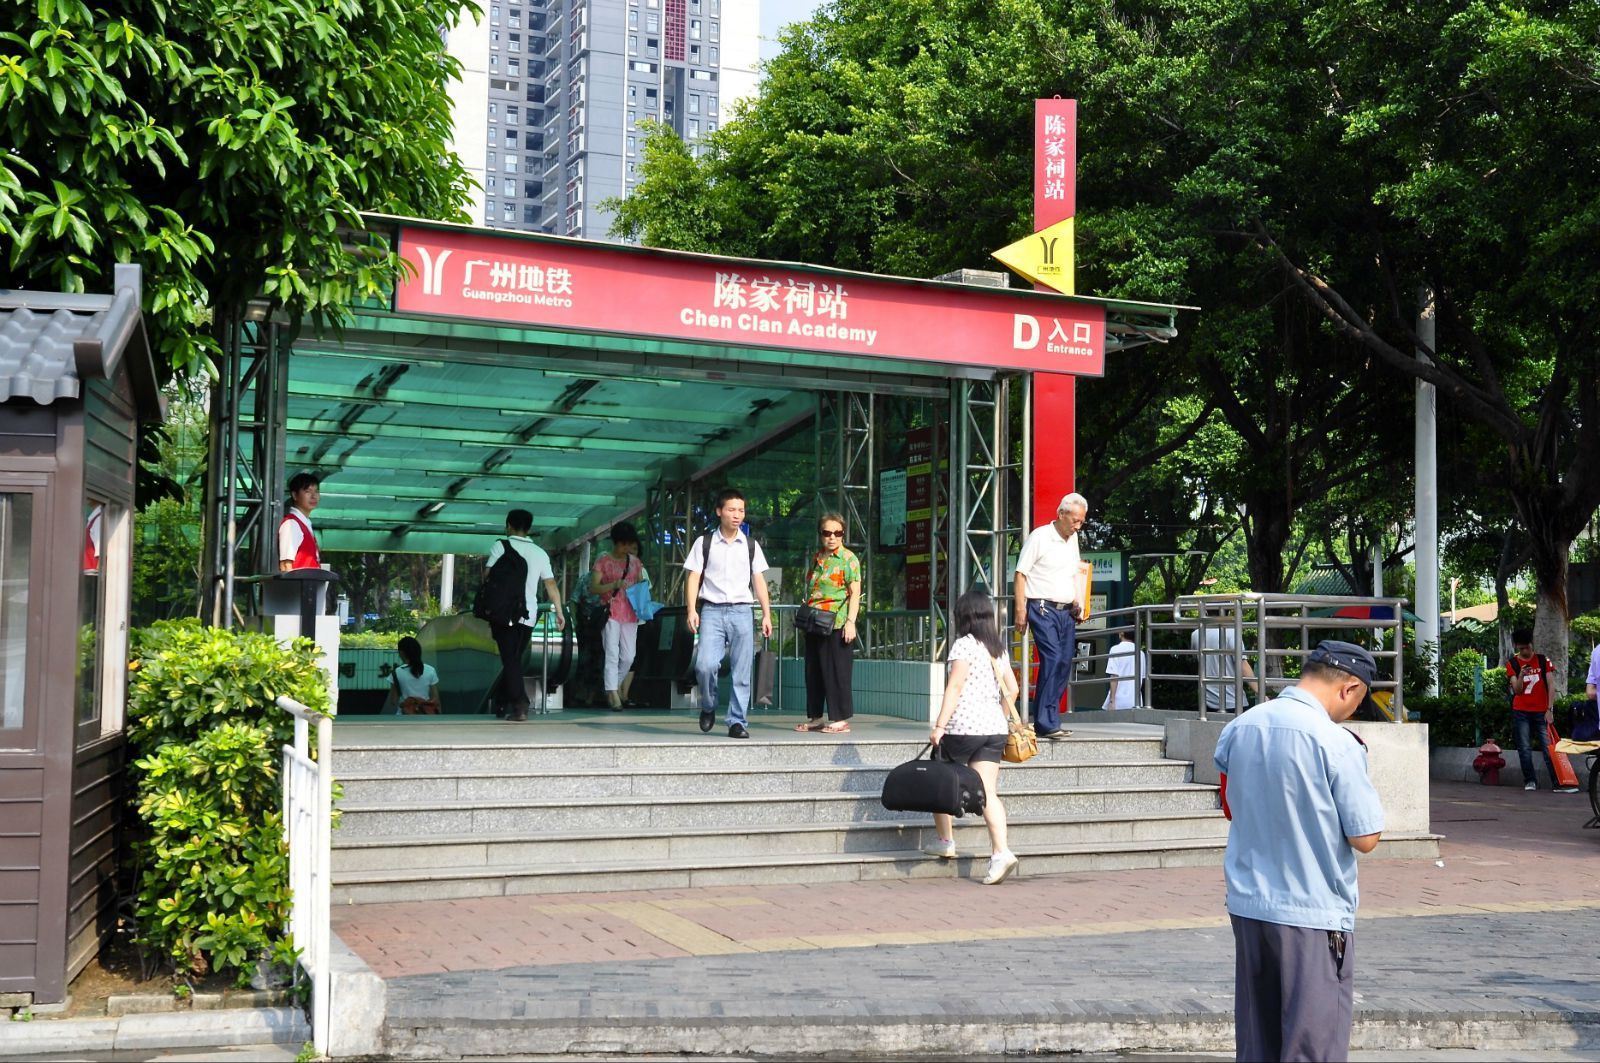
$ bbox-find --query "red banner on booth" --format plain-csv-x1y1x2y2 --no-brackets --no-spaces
394,226,1106,377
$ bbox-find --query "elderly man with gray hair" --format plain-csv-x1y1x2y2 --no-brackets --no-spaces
1013,492,1088,739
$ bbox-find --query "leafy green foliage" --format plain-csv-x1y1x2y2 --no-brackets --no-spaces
0,0,477,382
617,0,1600,618
126,619,330,976
1441,649,1488,698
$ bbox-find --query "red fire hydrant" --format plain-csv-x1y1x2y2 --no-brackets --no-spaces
1473,739,1505,786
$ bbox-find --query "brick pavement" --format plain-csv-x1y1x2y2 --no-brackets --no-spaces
335,782,1599,979
337,781,1600,1057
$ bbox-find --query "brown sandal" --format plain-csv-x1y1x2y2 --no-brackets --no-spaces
795,718,827,732
821,721,851,734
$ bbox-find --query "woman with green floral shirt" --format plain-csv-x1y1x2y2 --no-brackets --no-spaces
795,512,862,734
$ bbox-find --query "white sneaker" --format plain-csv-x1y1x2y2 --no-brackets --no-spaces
921,837,956,859
982,851,1019,885
1524,781,1538,791
1555,785,1581,794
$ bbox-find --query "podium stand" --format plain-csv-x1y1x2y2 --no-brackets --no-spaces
256,569,342,701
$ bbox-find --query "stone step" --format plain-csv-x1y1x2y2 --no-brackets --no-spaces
333,783,1222,838
331,811,1235,872
334,759,1193,804
331,836,1238,903
332,734,1169,775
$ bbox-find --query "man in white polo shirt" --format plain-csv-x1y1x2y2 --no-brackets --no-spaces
684,488,773,739
1013,493,1087,739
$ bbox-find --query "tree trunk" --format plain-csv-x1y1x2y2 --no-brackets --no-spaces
1244,504,1291,595
1532,550,1571,695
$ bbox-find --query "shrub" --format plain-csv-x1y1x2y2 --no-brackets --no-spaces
126,619,331,979
1440,649,1487,698
1411,691,1589,748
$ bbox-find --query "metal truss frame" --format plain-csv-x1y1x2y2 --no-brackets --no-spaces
644,478,694,606
814,391,875,604
950,374,1021,638
203,315,290,627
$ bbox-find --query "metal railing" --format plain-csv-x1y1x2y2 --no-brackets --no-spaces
1035,594,1408,723
276,695,333,1056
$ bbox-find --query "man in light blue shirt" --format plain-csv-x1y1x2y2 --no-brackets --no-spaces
1214,640,1385,1062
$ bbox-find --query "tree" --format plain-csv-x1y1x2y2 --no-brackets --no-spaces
1097,0,1600,679
2,0,476,388
616,0,1405,596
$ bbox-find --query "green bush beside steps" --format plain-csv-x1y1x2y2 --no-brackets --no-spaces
125,619,332,982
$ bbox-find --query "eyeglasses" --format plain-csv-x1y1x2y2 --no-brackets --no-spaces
821,530,844,538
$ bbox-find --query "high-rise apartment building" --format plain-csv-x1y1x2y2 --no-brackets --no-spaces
445,0,759,240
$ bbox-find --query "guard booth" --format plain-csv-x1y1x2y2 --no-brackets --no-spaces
0,265,163,1003
202,217,1185,717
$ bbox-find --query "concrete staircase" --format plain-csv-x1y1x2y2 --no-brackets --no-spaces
330,727,1235,904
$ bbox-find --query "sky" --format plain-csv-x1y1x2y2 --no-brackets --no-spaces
759,0,826,61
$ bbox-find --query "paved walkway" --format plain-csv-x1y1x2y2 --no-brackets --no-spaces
335,781,1600,1057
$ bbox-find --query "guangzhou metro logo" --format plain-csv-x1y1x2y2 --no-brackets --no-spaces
412,245,575,308
1012,314,1094,359
416,247,454,296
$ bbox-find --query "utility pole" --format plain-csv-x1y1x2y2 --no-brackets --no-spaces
1416,288,1440,695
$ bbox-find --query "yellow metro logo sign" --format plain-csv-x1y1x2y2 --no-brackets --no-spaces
992,217,1076,296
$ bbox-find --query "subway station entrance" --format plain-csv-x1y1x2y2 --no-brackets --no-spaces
203,215,1186,720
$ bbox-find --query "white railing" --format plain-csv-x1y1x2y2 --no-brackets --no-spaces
277,695,332,1056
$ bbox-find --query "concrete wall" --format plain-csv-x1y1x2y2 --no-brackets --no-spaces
1160,716,1433,836
1431,745,1594,790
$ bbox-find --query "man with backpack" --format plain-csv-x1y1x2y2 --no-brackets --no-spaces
684,488,772,738
1504,628,1579,792
480,509,565,722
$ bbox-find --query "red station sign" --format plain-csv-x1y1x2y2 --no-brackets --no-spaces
394,225,1107,377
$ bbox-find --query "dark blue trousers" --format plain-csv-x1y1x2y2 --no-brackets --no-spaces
1028,599,1076,735
1232,915,1355,1062
1511,710,1556,787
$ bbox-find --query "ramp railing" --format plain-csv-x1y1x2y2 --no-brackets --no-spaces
276,695,333,1056
1036,594,1408,722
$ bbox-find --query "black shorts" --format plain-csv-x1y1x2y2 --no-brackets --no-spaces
938,733,1007,764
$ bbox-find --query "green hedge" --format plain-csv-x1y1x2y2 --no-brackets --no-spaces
126,619,332,980
1410,692,1588,749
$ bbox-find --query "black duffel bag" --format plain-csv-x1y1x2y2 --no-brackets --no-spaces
881,742,987,817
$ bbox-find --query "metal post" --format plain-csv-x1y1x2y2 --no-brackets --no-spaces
440,554,455,612
1233,599,1247,716
1019,375,1032,724
1415,287,1440,695
1255,598,1269,705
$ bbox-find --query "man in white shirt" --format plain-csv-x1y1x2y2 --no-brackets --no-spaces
1102,629,1148,711
1014,493,1087,738
1191,622,1256,713
684,488,772,739
487,508,565,722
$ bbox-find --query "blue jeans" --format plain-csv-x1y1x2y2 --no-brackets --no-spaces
1029,600,1077,734
695,603,754,727
1511,710,1555,786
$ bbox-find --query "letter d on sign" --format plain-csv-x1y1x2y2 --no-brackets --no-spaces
1013,314,1040,349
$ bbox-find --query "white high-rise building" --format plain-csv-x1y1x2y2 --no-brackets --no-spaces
444,0,761,240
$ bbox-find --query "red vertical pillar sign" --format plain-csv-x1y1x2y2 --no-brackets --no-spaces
1031,99,1077,528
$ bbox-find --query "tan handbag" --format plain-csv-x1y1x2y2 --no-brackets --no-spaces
993,657,1037,763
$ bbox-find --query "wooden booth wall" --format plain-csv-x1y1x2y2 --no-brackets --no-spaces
67,371,139,986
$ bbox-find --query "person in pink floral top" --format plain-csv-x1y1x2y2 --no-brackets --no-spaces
795,512,862,734
589,522,647,709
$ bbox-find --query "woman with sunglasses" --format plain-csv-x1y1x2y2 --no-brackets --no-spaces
794,512,861,734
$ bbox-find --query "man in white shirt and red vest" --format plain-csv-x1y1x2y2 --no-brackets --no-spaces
278,472,321,571
1013,492,1087,739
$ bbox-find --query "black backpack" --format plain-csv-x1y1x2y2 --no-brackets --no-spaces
474,539,529,627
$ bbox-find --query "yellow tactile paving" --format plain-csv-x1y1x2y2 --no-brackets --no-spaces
600,901,756,955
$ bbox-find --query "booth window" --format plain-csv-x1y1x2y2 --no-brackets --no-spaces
76,502,105,725
0,492,33,733
75,501,129,736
